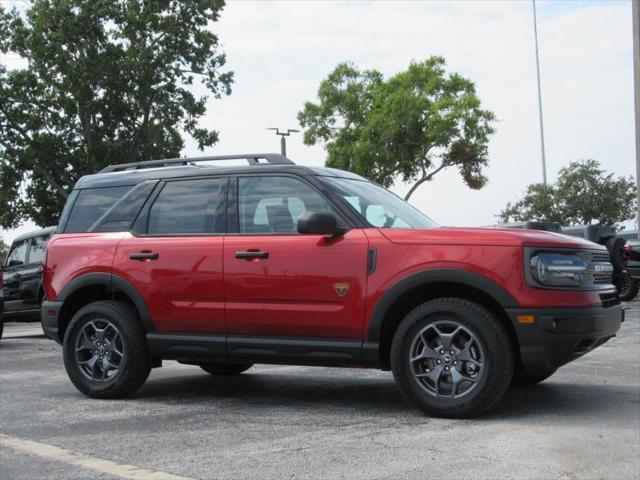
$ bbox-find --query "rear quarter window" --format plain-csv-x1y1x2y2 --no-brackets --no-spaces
64,186,132,233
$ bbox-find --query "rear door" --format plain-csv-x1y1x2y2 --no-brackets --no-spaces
2,239,31,316
112,176,228,334
15,235,48,313
224,174,369,341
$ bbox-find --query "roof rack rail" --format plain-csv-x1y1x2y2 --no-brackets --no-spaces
100,153,294,173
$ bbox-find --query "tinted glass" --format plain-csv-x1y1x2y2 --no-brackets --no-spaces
238,176,333,234
6,240,28,267
322,177,437,229
94,181,156,232
148,178,226,234
28,236,48,264
65,186,132,233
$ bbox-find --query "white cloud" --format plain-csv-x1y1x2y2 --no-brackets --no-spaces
1,0,635,243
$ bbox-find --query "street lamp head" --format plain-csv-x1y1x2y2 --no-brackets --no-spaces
266,127,300,137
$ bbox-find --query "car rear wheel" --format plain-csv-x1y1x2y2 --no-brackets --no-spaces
619,272,640,301
606,237,626,271
63,300,151,399
391,298,514,418
199,363,253,376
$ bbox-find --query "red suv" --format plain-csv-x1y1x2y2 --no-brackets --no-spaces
41,154,623,417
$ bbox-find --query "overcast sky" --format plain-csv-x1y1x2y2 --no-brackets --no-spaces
1,0,636,244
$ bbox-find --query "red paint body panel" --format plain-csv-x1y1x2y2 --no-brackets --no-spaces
45,225,610,339
363,229,605,341
380,227,598,249
44,233,124,300
224,230,369,339
112,234,225,334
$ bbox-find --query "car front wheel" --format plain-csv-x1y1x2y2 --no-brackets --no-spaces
63,300,151,399
391,298,514,418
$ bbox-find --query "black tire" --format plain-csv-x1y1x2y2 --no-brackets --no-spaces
391,298,514,418
619,272,640,302
63,300,151,399
605,237,626,271
0,318,3,340
511,368,555,386
199,363,253,376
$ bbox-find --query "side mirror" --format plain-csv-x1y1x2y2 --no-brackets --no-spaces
297,211,348,236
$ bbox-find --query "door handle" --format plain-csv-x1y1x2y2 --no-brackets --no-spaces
235,251,269,259
129,252,159,261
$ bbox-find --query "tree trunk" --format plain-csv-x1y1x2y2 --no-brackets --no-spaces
404,175,429,201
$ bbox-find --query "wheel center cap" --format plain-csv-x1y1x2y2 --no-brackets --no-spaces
443,356,451,364
98,346,105,355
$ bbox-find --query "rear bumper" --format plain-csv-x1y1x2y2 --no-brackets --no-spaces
41,300,63,344
506,303,624,378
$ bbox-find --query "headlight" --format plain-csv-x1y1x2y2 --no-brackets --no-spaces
530,253,588,287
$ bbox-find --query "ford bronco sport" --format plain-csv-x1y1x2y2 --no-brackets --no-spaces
41,154,623,417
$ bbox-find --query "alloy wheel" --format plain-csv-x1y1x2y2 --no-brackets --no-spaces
409,320,485,398
74,319,125,381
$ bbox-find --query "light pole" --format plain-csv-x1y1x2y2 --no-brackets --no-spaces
532,0,548,185
267,128,299,157
633,0,640,238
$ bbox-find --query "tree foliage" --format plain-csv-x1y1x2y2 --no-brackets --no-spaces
298,57,496,200
500,159,636,227
0,0,233,228
0,237,8,264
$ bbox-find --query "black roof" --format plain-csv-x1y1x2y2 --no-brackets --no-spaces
75,153,365,189
11,226,57,244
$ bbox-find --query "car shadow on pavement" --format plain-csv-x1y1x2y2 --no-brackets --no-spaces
135,370,640,421
138,371,414,415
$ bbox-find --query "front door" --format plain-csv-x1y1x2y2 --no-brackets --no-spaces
224,175,369,341
112,176,228,334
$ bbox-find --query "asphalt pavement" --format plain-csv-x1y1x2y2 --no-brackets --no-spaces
1,302,639,480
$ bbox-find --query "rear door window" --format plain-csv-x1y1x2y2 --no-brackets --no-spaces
147,178,227,235
28,236,48,265
64,186,132,233
5,240,28,267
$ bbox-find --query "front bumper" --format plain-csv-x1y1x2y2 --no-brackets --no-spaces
506,303,624,378
41,300,63,344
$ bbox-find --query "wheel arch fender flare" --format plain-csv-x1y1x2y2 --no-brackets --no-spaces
367,268,518,343
57,273,155,332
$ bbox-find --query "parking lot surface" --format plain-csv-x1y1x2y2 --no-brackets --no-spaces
1,302,639,480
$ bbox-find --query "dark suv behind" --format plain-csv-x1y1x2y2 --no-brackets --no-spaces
1,227,55,334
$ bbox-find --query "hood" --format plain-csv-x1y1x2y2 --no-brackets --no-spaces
379,226,605,249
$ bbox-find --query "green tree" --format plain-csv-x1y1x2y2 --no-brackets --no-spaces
500,159,636,227
0,0,233,229
0,237,8,264
298,57,496,200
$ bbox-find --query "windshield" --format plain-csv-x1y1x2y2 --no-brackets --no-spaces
321,177,437,229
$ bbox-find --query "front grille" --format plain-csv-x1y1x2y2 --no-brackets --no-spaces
590,251,611,264
593,272,613,285
599,292,620,308
587,250,613,286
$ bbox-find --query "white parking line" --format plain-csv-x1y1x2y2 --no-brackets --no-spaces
0,433,193,480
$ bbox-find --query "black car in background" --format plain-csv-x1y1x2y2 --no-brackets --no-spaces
1,227,55,338
619,232,640,301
